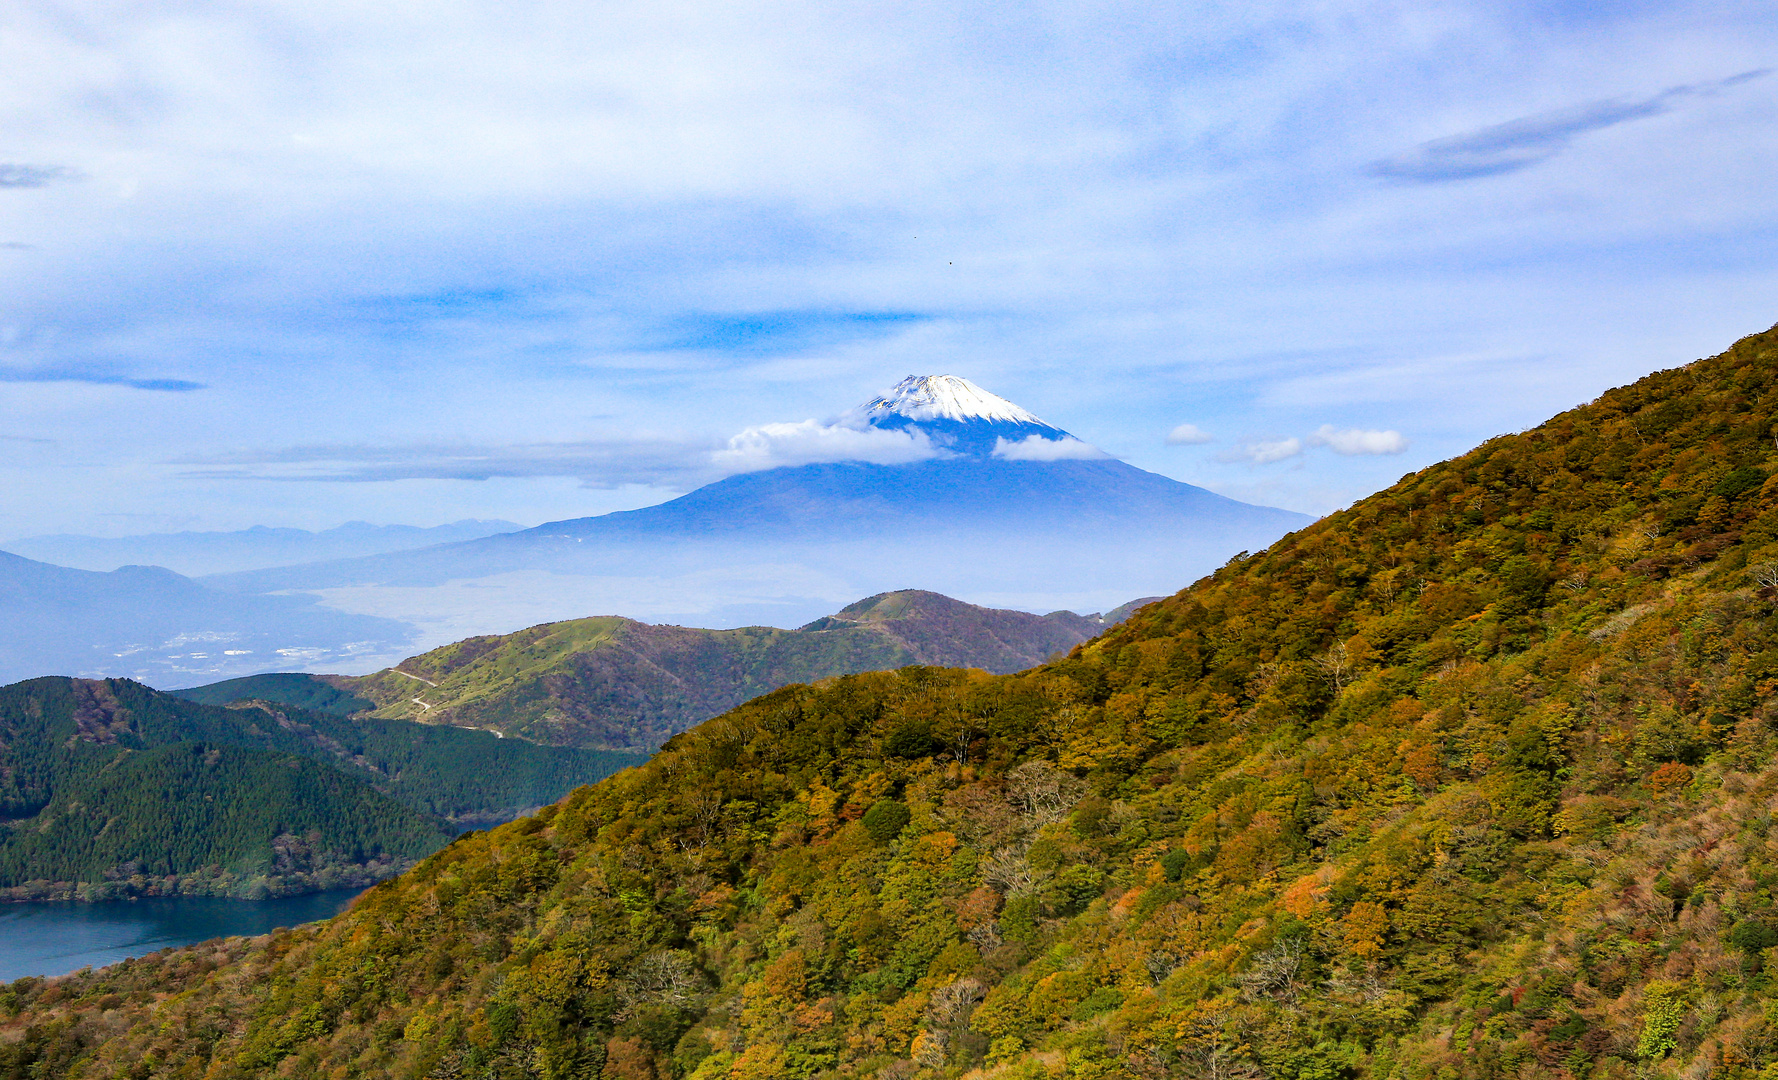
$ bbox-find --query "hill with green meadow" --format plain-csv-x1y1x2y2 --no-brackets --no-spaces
192,590,1139,751
10,324,1778,1080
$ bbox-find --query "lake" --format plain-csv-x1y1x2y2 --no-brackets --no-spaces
0,890,362,982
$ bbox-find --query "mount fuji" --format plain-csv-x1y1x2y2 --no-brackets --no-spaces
857,373,1094,457
200,376,1312,668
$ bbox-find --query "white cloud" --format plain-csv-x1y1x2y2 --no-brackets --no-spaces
991,435,1108,461
1308,425,1409,455
711,420,942,474
1165,423,1214,446
1219,438,1304,465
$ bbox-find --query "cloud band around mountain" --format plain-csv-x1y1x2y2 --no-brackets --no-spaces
991,434,1106,461
711,420,942,473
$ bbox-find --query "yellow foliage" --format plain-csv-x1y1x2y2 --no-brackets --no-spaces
880,991,930,1053
1342,901,1388,958
763,949,806,1001
401,1009,435,1042
805,778,840,833
728,1042,787,1080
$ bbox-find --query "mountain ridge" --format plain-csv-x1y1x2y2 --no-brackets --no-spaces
177,589,1161,750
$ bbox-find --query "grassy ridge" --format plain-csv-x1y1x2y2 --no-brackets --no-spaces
337,591,1106,749
7,325,1778,1078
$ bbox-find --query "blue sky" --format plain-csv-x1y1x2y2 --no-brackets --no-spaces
1,0,1775,539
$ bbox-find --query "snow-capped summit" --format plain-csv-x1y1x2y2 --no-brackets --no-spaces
855,374,1090,458
863,375,1047,426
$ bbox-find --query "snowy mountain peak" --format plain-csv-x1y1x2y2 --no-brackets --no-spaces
862,375,1047,426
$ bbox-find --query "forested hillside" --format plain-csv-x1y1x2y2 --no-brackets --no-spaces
6,324,1778,1080
0,741,448,901
0,678,646,899
172,672,377,716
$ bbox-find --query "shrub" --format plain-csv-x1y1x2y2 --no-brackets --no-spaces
863,800,911,842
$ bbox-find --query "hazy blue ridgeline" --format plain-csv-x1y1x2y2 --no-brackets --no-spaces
3,519,522,576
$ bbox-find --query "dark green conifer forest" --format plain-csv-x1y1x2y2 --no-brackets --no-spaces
0,678,645,899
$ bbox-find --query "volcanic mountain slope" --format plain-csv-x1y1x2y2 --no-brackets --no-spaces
15,327,1778,1078
178,590,1154,750
0,677,645,900
205,376,1307,637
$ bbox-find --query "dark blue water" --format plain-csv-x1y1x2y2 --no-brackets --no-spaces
0,891,361,982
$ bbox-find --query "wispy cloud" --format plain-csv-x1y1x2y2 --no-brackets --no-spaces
1164,423,1214,446
1218,437,1303,464
1369,69,1770,182
176,438,716,487
178,418,947,487
0,366,204,392
1308,425,1408,455
0,164,78,188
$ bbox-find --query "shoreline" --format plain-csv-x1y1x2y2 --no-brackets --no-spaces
0,857,412,904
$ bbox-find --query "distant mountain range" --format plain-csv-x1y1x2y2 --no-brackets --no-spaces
199,376,1311,650
3,519,520,576
177,589,1161,750
0,551,412,686
0,677,644,900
